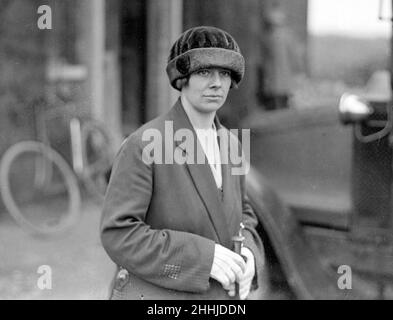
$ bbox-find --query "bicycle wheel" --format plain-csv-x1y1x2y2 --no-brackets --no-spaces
81,120,115,200
0,141,81,235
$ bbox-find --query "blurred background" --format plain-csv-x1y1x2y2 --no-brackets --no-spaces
0,0,392,299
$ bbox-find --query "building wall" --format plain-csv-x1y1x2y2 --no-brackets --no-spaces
120,0,146,132
0,0,46,155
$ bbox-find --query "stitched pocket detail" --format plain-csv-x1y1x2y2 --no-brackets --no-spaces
161,264,181,280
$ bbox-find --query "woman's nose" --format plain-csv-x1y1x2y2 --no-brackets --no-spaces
209,71,222,87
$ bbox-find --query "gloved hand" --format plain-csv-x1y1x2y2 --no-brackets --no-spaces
210,243,246,295
238,246,255,300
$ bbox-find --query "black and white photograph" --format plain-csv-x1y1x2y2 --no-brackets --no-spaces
0,0,393,304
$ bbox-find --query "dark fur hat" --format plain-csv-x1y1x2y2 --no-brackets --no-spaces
166,26,245,91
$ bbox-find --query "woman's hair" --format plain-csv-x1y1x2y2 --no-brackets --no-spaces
176,77,190,90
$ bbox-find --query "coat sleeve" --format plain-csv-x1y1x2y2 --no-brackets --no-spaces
100,134,215,293
240,169,265,292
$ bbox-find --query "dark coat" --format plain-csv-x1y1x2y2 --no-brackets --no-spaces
100,99,264,300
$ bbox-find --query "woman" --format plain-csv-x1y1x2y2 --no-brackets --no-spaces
100,26,264,300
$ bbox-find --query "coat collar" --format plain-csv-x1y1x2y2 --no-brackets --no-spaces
169,98,237,247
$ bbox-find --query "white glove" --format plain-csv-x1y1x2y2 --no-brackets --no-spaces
210,243,246,295
238,246,255,300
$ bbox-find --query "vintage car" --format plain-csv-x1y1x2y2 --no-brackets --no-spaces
243,71,393,299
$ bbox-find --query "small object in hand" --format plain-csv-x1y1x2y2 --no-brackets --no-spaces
232,222,245,299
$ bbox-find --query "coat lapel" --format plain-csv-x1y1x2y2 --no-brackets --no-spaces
216,118,238,228
171,100,232,246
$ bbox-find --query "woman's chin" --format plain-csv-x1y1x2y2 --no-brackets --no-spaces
197,102,224,114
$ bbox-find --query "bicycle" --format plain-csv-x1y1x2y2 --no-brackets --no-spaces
0,79,116,235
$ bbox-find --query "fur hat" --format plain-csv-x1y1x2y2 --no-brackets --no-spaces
166,26,245,91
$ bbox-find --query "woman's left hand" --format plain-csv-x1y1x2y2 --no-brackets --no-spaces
238,246,255,300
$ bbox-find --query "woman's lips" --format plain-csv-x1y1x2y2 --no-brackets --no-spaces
204,95,223,99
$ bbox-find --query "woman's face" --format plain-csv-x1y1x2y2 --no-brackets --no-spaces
181,68,232,114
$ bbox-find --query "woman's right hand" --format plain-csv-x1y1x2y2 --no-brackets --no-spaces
210,244,246,295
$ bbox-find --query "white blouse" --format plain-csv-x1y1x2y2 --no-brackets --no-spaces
195,124,222,189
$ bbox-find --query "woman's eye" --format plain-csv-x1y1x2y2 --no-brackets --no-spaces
198,69,210,76
220,71,231,77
